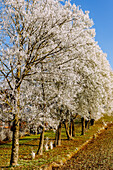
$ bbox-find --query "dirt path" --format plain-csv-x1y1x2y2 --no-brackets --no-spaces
54,125,113,170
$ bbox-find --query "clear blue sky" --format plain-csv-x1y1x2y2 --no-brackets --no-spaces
70,0,113,69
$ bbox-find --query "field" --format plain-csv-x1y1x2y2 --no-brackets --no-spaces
0,115,113,169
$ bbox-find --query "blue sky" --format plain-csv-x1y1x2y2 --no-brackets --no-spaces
70,0,113,69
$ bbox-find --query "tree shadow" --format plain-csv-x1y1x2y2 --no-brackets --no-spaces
19,137,40,141
19,143,39,146
0,165,11,169
0,143,12,146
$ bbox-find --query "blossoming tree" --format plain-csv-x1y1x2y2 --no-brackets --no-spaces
0,0,113,166
0,0,96,165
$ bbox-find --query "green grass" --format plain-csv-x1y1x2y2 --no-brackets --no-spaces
0,114,113,169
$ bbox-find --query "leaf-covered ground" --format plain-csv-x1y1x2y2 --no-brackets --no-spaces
0,115,113,169
56,124,113,170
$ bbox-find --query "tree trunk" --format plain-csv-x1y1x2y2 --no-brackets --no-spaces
37,127,45,155
64,120,73,140
69,119,73,137
72,119,75,137
57,122,62,146
10,67,20,166
90,119,95,126
81,117,85,135
54,127,58,147
35,126,37,135
54,122,62,146
85,120,90,129
10,114,19,166
69,119,75,137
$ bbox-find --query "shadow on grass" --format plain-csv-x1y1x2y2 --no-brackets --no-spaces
61,139,71,141
0,166,11,169
19,143,39,146
0,143,12,146
19,138,39,141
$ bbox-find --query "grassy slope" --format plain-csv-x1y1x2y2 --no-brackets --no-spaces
0,115,113,169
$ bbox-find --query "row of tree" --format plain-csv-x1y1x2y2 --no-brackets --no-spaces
0,0,113,166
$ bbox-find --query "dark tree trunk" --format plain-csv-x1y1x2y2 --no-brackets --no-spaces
57,122,62,146
10,114,19,166
85,120,90,129
72,119,75,137
90,119,95,126
81,117,85,135
37,127,45,155
64,120,73,140
69,119,73,137
54,122,62,146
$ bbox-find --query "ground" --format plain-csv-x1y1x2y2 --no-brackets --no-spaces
0,115,113,169
56,125,113,170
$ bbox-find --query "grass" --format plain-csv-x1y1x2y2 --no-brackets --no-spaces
0,114,113,169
